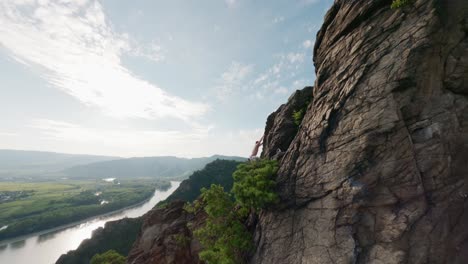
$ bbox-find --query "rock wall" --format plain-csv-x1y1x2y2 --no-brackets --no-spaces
261,86,313,159
127,201,205,264
253,0,468,263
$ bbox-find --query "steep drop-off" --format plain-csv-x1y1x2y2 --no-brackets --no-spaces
126,159,244,264
67,0,468,263
56,218,142,264
127,201,205,264
56,159,239,264
253,0,468,263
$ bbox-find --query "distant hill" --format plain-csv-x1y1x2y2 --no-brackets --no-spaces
0,149,118,179
63,155,246,180
163,159,243,203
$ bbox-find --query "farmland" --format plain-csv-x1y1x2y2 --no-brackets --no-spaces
0,179,170,241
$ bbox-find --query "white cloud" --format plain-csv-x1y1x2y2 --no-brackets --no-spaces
128,40,166,62
273,16,285,24
254,73,268,84
249,48,311,100
307,24,319,33
292,79,310,88
29,118,261,158
0,132,16,137
31,119,210,145
225,0,237,8
0,0,208,121
215,61,253,100
301,0,321,5
302,39,313,49
274,87,289,94
286,52,305,64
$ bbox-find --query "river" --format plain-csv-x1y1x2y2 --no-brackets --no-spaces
0,181,180,264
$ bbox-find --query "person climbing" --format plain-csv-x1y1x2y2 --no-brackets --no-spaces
249,135,264,161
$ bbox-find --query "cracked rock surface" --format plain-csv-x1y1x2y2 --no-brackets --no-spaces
252,0,468,263
127,201,205,264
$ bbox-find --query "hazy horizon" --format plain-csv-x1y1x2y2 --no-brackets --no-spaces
0,0,332,157
0,148,248,159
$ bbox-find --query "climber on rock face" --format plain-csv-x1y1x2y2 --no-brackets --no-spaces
249,135,264,161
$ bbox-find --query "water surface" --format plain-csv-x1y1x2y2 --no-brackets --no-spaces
0,181,180,264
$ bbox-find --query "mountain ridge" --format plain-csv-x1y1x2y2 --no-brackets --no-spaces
0,149,245,180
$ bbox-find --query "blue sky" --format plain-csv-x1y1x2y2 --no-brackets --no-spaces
0,0,333,157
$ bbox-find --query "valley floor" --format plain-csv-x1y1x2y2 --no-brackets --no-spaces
0,178,170,241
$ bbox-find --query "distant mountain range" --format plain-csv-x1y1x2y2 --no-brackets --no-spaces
64,155,246,180
0,149,118,179
0,149,245,180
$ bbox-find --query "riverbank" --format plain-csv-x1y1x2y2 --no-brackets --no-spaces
0,179,170,241
0,181,180,264
0,186,160,245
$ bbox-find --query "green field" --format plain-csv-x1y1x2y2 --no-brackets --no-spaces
0,179,170,241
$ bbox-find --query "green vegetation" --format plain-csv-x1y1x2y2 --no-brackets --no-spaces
172,233,191,246
293,108,306,126
232,159,279,211
292,99,310,127
189,185,252,264
0,179,169,240
163,159,242,204
391,0,412,9
186,159,279,264
58,159,244,264
90,250,126,264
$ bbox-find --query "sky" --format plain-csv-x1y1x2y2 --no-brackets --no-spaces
0,0,333,158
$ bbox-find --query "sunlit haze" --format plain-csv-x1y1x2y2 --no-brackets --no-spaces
0,0,333,157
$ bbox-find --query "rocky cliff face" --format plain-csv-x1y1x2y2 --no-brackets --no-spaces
127,201,205,264
253,0,468,263
262,86,313,159
121,1,468,263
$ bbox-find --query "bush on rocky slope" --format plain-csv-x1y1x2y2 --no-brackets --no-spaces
188,184,252,264
186,159,278,264
90,250,126,264
232,159,279,211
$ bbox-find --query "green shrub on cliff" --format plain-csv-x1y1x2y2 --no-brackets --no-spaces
232,159,279,211
391,0,412,8
90,250,126,264
293,108,306,126
292,97,310,127
187,159,279,263
190,184,252,264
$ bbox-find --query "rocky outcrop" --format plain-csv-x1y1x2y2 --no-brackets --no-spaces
127,201,205,264
253,0,468,263
56,218,142,264
86,1,467,263
262,86,313,159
